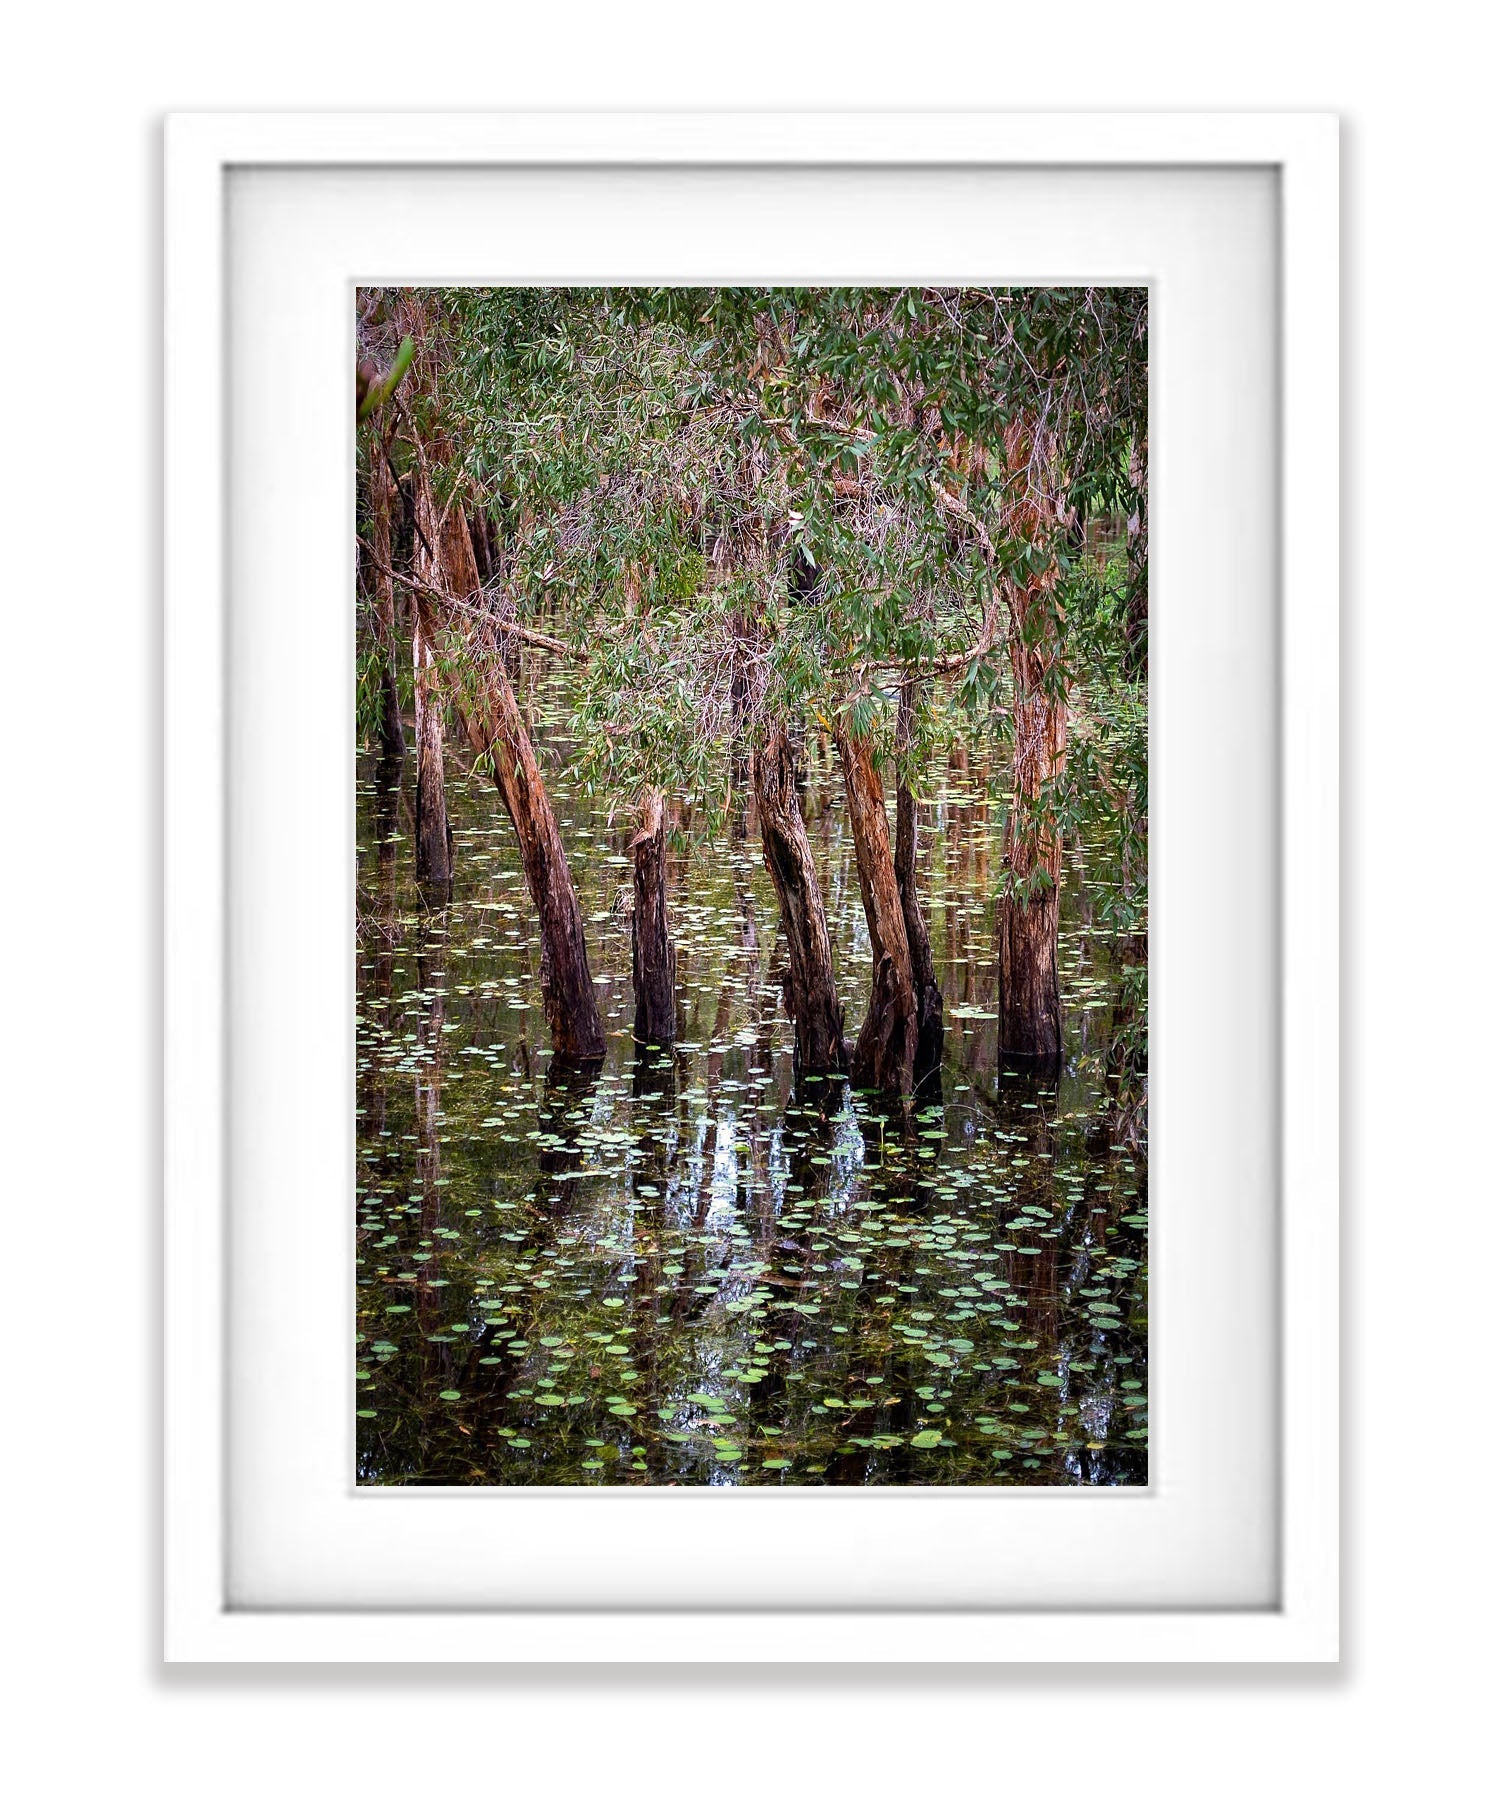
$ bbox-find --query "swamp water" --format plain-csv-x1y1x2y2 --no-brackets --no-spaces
356,677,1147,1486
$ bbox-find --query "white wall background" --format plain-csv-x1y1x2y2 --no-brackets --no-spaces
2,3,1493,1794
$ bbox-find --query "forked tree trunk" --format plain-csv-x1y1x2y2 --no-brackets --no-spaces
630,787,677,1045
894,683,943,1073
369,443,406,759
835,721,916,1096
997,580,1068,1063
413,466,604,1062
410,477,452,887
754,727,847,1075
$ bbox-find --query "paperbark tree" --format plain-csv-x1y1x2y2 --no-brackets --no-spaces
410,474,453,888
630,787,677,1045
835,720,916,1095
367,440,406,759
997,568,1068,1064
894,681,943,1076
982,410,1073,1066
754,726,847,1076
411,466,605,1062
463,659,606,1061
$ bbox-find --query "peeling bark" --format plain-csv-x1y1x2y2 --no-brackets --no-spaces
369,444,406,759
410,616,451,887
997,580,1068,1064
410,476,452,888
895,682,944,1075
630,788,677,1044
753,727,847,1076
835,721,916,1096
413,467,604,1062
978,413,1069,1067
460,663,605,1060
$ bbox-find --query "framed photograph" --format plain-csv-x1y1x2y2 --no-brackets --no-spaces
165,111,1337,1661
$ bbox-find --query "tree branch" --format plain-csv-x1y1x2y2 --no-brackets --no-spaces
358,541,587,664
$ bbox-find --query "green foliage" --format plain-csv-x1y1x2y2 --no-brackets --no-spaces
356,283,1147,908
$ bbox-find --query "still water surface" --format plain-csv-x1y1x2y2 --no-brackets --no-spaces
355,676,1147,1485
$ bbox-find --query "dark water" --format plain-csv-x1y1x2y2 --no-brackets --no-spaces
355,674,1147,1485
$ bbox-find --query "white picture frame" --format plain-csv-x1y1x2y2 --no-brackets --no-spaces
164,111,1338,1663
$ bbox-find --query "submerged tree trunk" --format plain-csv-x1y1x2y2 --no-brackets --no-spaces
413,465,605,1062
835,721,916,1096
467,656,605,1060
894,683,944,1075
997,580,1068,1063
753,727,847,1076
369,444,406,759
630,787,676,1044
410,613,451,887
410,476,452,888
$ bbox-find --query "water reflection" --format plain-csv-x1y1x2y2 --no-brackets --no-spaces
354,672,1147,1485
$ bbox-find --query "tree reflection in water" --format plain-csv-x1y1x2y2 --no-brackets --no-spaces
354,673,1147,1486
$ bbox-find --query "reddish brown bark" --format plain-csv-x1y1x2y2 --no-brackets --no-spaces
413,467,605,1062
410,614,451,888
410,475,453,887
895,682,943,1073
458,659,605,1056
630,788,677,1045
754,727,847,1076
835,721,916,1096
997,578,1068,1063
964,412,1070,1066
368,444,406,759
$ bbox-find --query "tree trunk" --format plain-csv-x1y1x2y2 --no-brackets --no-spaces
753,727,847,1076
412,466,604,1062
458,659,606,1061
410,476,452,888
369,444,406,758
410,614,451,887
895,683,944,1074
997,581,1068,1063
834,721,916,1096
1125,433,1148,677
630,788,676,1044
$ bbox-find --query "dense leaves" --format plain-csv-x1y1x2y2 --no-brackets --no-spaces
357,285,1146,896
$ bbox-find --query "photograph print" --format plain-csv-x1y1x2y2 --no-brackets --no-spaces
354,286,1148,1486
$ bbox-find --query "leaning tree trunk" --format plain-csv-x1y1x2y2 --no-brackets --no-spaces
997,580,1068,1063
894,682,944,1074
410,464,604,1061
369,440,406,759
753,726,847,1076
465,664,605,1060
835,720,916,1096
410,477,452,888
630,787,676,1045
